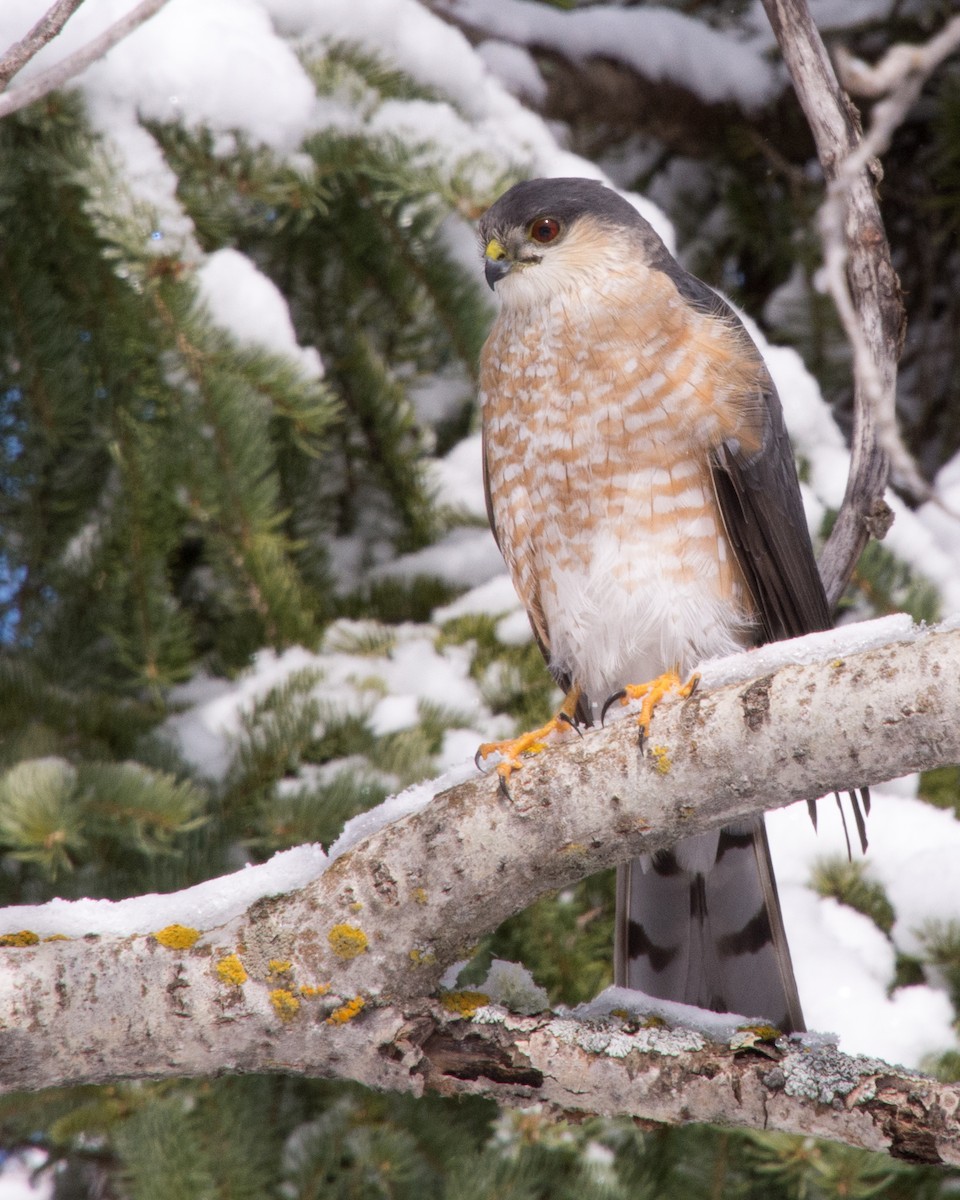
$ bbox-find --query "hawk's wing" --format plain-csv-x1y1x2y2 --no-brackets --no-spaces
657,264,832,642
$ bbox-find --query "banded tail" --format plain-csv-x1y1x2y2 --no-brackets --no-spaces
615,817,804,1032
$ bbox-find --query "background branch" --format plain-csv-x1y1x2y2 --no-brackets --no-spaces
0,0,170,120
0,0,87,92
761,0,908,607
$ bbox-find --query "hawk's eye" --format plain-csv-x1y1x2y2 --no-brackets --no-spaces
529,217,560,244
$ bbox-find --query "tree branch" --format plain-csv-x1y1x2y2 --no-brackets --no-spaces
761,0,910,607
0,0,171,121
2,623,960,1160
0,0,88,92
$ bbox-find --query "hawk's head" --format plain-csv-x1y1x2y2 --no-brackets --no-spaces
477,177,668,302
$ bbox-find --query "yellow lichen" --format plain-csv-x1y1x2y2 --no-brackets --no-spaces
408,947,436,966
42,934,71,942
0,930,39,948
153,924,201,950
299,983,331,998
269,988,301,1022
737,1022,781,1041
411,887,428,905
326,994,365,1025
349,901,364,912
440,990,489,1019
649,744,672,775
215,953,247,987
327,923,368,959
268,959,292,976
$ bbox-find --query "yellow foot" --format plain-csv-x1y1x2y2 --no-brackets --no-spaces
476,689,582,796
600,671,699,747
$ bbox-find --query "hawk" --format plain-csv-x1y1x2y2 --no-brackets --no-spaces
476,176,836,1033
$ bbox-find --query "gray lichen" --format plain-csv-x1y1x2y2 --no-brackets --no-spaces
782,1042,891,1104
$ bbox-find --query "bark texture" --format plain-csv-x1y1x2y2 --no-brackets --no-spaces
1,625,960,1163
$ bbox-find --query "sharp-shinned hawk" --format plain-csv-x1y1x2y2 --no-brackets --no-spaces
476,176,836,1033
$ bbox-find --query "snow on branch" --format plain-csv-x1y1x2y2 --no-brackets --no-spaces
2,622,960,1160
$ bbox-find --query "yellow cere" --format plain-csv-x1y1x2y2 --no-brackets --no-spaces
327,923,368,959
0,930,39,948
326,995,365,1025
215,954,248,987
269,988,301,1022
153,924,201,950
485,238,506,261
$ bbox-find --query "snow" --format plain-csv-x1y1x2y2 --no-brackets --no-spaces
428,433,488,517
0,1152,51,1200
197,249,324,378
437,0,779,111
0,843,328,940
476,40,547,106
697,613,920,690
378,527,505,588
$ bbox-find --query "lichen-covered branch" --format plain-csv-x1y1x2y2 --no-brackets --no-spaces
3,624,960,1160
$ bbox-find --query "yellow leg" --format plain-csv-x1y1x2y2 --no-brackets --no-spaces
476,686,581,793
601,671,699,744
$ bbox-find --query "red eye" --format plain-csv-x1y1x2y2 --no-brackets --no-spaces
530,217,560,244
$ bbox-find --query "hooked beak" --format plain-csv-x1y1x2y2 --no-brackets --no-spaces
483,238,513,290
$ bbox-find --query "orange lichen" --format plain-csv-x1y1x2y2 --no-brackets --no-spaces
298,983,331,998
440,990,489,1019
0,931,39,948
326,994,365,1025
268,959,292,976
153,924,200,950
327,923,368,959
215,953,247,987
269,988,301,1022
649,744,672,775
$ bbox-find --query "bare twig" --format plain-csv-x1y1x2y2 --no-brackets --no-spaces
0,0,88,92
763,0,902,604
836,15,960,100
760,1,955,606
822,17,960,505
0,0,170,121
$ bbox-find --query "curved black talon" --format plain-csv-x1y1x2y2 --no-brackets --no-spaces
474,747,486,771
557,711,583,738
600,689,627,726
498,773,512,800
